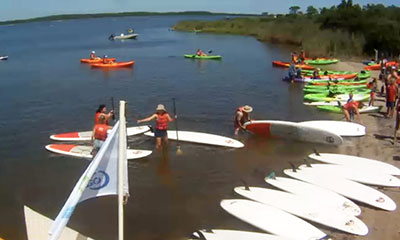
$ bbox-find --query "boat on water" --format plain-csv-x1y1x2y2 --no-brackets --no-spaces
110,33,139,40
0,56,8,60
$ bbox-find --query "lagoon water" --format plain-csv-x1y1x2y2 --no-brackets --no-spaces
0,15,338,239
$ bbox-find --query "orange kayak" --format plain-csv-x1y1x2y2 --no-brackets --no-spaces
80,58,116,63
91,61,135,68
364,64,380,71
272,61,315,70
304,73,358,80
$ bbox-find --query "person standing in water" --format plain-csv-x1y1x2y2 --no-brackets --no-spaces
234,105,253,135
91,115,112,157
95,104,114,125
137,104,174,149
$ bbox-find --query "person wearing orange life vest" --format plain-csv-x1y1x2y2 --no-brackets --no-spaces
234,105,253,135
341,93,362,124
95,104,114,126
137,104,174,149
291,51,298,64
196,49,207,56
91,115,112,157
90,51,96,60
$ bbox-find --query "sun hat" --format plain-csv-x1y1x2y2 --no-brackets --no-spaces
156,104,166,111
92,51,95,54
242,105,253,113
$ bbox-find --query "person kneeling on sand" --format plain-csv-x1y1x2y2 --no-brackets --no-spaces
339,93,362,124
234,105,253,135
137,104,174,150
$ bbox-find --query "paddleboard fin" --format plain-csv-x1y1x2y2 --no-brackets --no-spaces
148,125,154,133
289,162,297,172
267,172,276,179
241,179,250,190
318,235,334,240
313,148,320,156
193,231,206,240
303,158,312,167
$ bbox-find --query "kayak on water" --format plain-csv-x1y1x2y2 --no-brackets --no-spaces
184,54,222,59
0,56,8,60
91,61,135,68
304,58,339,65
304,93,370,102
272,61,315,70
80,58,116,63
317,105,382,114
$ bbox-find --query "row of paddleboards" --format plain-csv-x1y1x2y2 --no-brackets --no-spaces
190,152,400,240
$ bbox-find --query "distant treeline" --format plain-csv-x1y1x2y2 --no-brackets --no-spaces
0,11,257,26
174,1,400,58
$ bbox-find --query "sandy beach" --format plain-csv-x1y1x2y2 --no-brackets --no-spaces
323,61,400,240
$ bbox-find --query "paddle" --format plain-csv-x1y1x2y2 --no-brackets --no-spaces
172,98,182,155
111,97,115,120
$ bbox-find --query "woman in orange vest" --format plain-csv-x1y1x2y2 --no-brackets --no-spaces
137,104,174,149
234,105,253,135
91,115,112,157
95,104,114,125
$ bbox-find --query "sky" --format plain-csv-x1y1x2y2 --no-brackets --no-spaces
0,0,397,21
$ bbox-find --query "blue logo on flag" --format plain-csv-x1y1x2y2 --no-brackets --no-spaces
87,171,110,190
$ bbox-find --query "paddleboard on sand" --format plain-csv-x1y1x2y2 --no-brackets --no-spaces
284,168,397,211
299,120,366,137
45,144,152,160
144,130,244,148
220,199,326,240
244,120,343,145
191,229,291,240
298,163,400,187
265,175,361,216
234,186,368,235
50,126,150,141
309,152,400,176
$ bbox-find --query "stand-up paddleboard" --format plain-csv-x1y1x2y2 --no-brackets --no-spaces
50,126,150,141
234,187,368,235
309,153,400,176
220,199,326,240
303,101,346,106
284,168,397,211
191,229,291,240
144,130,244,148
45,144,152,160
244,120,343,145
299,120,366,137
298,164,400,187
265,175,361,216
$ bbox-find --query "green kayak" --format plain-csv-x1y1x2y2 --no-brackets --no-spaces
302,70,371,79
304,93,370,102
304,88,371,94
307,79,368,85
317,105,382,113
304,59,339,65
184,54,222,60
304,84,367,90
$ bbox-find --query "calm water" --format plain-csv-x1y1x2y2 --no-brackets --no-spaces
0,15,338,240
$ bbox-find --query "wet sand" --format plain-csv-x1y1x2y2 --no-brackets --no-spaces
324,61,400,239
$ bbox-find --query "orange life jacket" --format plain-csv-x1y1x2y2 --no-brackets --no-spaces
94,124,108,141
95,112,109,125
156,113,169,130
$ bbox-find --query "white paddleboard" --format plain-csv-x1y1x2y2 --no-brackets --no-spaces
335,93,369,102
303,101,344,106
50,125,150,141
244,120,343,145
284,168,397,211
144,130,244,148
265,175,361,216
191,229,291,240
45,144,152,160
220,199,327,240
299,120,366,137
309,153,400,176
298,164,400,187
234,187,368,235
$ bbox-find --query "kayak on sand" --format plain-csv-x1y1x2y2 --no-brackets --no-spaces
304,93,370,102
184,54,222,59
317,105,382,114
304,58,339,65
272,61,315,70
91,61,134,68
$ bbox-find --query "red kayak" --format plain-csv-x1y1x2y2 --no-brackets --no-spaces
272,61,315,70
91,61,135,68
364,61,397,71
80,58,116,63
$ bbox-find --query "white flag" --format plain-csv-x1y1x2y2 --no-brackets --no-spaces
49,121,127,240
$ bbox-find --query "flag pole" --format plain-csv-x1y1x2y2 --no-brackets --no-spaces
118,100,127,240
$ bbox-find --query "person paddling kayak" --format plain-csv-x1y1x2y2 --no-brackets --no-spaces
95,104,114,126
91,115,112,157
196,49,207,56
234,105,253,135
137,104,174,149
90,51,97,60
102,55,113,64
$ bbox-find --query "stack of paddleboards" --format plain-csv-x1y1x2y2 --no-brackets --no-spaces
190,152,399,240
46,126,245,159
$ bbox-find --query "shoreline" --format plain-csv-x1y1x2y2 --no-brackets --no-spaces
323,61,400,240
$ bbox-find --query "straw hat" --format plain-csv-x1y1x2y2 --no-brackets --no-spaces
156,104,166,111
242,105,253,113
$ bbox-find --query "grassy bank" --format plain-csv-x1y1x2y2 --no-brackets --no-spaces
173,17,365,58
0,11,258,26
